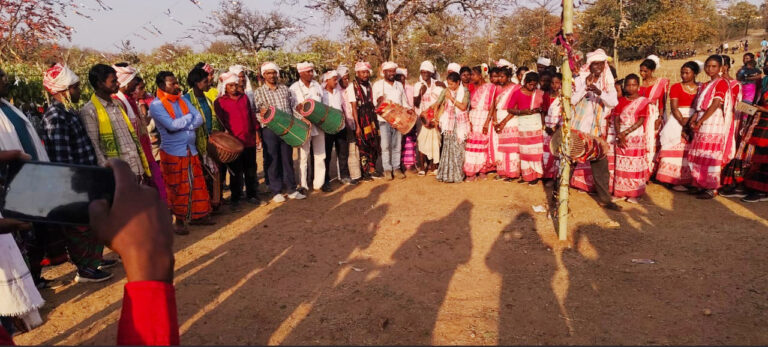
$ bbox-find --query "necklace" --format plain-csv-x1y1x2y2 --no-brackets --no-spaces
682,83,697,94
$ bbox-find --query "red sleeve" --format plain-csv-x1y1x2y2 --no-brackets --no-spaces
117,281,179,346
541,94,553,114
669,83,682,100
0,326,14,346
506,90,522,109
713,79,729,100
638,86,648,98
610,98,627,119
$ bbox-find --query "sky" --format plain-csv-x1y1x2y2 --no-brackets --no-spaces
60,0,346,53
61,0,766,53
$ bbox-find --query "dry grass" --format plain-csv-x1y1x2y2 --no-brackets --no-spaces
615,29,767,83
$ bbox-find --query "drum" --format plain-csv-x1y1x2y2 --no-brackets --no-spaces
208,131,244,163
376,101,418,134
298,99,345,135
549,127,609,163
261,106,310,147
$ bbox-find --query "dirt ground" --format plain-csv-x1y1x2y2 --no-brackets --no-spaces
14,162,768,345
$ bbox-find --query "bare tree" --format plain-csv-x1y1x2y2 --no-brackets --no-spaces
209,0,296,52
0,0,74,61
118,40,141,64
305,0,510,60
610,0,630,68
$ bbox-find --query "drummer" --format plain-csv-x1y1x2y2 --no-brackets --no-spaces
373,61,408,180
254,62,307,203
321,70,352,191
213,71,264,210
290,61,326,195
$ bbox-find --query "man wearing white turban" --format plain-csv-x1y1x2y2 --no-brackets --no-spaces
289,61,327,194
112,63,142,121
373,61,408,180
221,65,254,106
446,62,462,75
321,70,353,190
536,57,552,73
40,63,116,283
345,61,380,180
253,62,306,203
112,63,166,209
569,48,621,211
414,60,444,175
335,64,362,182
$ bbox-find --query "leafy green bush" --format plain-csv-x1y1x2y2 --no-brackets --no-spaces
2,49,330,106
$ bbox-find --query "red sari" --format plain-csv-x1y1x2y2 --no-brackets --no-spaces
464,82,497,176
611,97,650,197
687,77,732,190
507,88,544,181
638,78,669,176
493,83,521,178
657,83,697,185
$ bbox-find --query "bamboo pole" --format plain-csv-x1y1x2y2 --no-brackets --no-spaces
388,14,395,61
557,0,574,241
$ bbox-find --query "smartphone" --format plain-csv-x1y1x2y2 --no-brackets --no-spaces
0,160,115,226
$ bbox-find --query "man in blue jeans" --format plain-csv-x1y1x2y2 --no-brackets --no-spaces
372,61,408,180
254,62,307,203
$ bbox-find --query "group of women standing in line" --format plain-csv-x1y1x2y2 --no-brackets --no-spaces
419,52,768,204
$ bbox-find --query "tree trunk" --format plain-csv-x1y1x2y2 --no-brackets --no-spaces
613,35,620,70
746,18,750,37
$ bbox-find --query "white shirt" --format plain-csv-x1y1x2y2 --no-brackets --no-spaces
570,73,618,136
571,74,618,108
413,79,444,114
290,79,323,136
372,79,407,122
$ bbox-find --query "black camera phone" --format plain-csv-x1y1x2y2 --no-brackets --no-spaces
0,160,115,226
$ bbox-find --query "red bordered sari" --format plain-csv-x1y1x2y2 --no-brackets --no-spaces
464,82,497,176
687,77,733,190
639,78,669,176
493,83,521,178
611,97,650,197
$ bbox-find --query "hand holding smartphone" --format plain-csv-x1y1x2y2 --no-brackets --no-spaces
0,159,116,225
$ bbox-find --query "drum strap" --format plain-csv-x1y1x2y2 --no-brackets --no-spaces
278,116,296,137
317,107,331,126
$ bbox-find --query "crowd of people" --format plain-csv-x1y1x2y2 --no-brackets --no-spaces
2,42,768,343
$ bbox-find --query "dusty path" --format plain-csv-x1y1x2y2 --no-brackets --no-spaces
16,174,768,345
